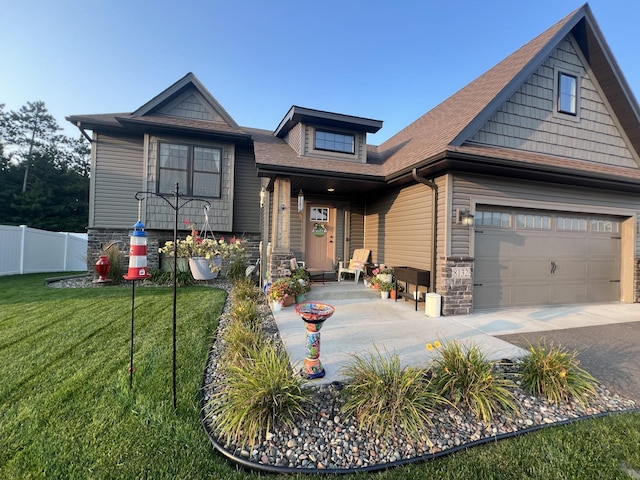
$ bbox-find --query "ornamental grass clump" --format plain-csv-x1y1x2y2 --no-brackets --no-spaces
229,299,259,325
231,278,263,303
207,343,312,447
431,340,519,424
518,341,598,406
340,347,443,437
219,318,265,370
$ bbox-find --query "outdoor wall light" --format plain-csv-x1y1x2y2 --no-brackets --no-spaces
298,190,304,213
456,209,475,226
259,187,265,208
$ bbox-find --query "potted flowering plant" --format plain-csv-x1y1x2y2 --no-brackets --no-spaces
290,267,311,302
268,278,295,308
372,265,394,284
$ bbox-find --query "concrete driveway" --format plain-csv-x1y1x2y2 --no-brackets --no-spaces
271,282,640,402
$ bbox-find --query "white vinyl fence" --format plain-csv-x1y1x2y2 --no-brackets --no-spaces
0,225,88,276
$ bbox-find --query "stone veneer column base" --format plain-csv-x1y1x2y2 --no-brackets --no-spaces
439,256,474,316
269,252,294,280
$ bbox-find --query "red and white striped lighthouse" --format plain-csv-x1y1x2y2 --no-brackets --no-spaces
124,221,150,281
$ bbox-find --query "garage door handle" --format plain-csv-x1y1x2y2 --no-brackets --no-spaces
551,261,557,274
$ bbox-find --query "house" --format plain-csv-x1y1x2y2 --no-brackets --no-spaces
68,3,640,315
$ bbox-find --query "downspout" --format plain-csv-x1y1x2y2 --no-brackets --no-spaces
412,168,438,292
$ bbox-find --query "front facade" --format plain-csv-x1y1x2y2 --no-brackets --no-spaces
69,4,640,315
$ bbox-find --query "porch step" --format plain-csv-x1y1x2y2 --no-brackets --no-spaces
306,282,381,301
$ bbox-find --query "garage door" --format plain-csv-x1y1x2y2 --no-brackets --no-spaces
473,208,621,309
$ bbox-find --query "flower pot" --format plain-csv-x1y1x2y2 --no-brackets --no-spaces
282,295,295,307
162,255,190,273
390,289,397,300
271,301,282,312
381,291,390,299
295,293,306,304
189,257,219,280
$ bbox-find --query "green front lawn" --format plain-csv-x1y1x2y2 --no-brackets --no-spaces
1,273,639,479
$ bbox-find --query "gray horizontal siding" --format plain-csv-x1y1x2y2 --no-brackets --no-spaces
232,144,261,233
93,134,144,228
471,35,637,167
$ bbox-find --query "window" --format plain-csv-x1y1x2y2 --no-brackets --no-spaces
591,218,620,233
557,216,587,231
315,130,355,154
158,143,221,197
517,214,551,230
310,207,329,222
475,210,511,228
558,73,578,115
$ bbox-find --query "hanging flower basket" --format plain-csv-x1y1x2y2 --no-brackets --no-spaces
189,256,221,280
312,223,327,237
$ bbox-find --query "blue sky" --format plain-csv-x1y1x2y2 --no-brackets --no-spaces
1,0,638,144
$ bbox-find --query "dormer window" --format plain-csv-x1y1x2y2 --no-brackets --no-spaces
558,72,578,115
315,130,355,154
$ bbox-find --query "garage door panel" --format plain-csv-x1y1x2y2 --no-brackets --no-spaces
550,283,587,304
475,259,512,282
552,259,587,280
518,236,550,257
512,260,549,281
589,237,621,256
474,285,510,309
475,232,518,256
587,282,620,302
553,236,587,256
587,259,620,279
512,284,550,306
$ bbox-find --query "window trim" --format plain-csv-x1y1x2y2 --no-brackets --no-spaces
157,141,222,198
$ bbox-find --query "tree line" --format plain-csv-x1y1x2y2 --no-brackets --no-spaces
0,101,90,232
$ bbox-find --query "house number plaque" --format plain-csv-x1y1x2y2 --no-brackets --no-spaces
452,267,471,279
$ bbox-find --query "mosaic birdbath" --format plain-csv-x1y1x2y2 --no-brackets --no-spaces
295,302,335,379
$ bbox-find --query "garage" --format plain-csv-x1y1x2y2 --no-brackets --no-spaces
473,208,621,309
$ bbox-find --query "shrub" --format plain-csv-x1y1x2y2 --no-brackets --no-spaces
430,340,519,424
340,347,443,437
518,341,597,406
207,343,312,446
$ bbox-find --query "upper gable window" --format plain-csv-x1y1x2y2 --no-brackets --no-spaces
158,142,222,198
557,72,578,115
315,130,355,154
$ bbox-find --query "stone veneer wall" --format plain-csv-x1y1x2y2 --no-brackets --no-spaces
87,228,260,275
439,256,474,316
268,252,294,280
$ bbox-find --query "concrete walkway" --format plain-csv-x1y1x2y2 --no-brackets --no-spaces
271,282,640,393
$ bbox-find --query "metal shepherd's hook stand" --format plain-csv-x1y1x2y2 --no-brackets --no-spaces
134,182,210,411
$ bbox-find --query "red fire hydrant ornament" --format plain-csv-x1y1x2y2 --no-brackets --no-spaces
94,255,111,283
124,221,150,281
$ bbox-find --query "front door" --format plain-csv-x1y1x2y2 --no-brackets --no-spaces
305,204,335,271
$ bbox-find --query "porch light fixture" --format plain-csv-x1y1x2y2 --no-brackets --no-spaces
298,190,304,213
327,188,335,192
260,187,265,208
456,209,475,226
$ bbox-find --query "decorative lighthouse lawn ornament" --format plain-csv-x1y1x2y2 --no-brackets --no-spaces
124,220,150,281
124,202,150,389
